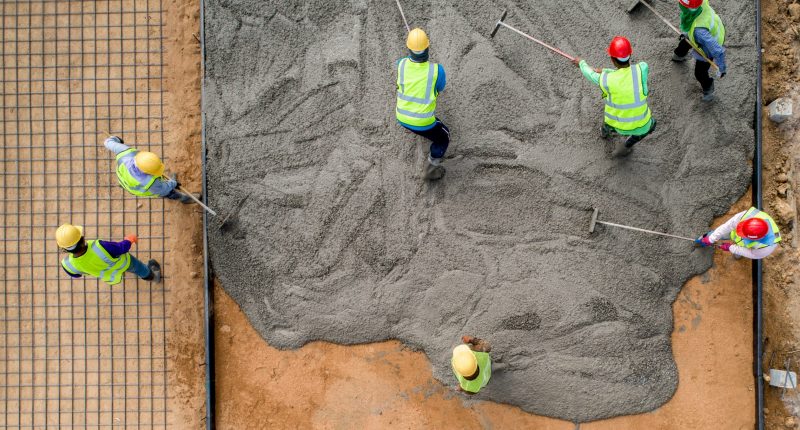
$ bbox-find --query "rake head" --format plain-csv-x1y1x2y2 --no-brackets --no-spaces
626,0,650,14
588,208,600,233
490,10,508,38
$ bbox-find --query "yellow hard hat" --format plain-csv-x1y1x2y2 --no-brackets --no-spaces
55,224,84,249
134,151,165,177
452,344,478,377
407,28,430,52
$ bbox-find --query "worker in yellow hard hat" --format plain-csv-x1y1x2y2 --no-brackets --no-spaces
104,135,196,203
452,336,493,394
56,223,161,285
396,28,450,180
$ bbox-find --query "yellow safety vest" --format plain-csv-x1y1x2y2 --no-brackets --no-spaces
688,0,725,48
730,207,781,249
115,148,159,197
600,63,652,131
61,240,132,285
452,351,492,393
396,58,439,128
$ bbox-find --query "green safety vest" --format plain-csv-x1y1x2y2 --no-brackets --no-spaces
396,58,439,128
115,148,159,197
600,63,652,131
61,240,132,285
730,207,781,249
688,0,725,47
452,351,492,394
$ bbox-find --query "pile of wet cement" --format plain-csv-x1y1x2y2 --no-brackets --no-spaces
204,0,755,422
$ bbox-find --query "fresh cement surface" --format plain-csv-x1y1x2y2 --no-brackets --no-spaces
204,0,755,422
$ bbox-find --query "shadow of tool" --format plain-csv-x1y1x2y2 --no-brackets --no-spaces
217,189,254,232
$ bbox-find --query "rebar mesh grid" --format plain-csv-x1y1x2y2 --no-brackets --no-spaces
1,1,171,427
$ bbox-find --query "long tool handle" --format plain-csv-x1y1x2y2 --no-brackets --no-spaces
637,1,719,70
177,185,217,216
497,21,575,61
164,175,217,216
597,220,696,242
395,0,410,32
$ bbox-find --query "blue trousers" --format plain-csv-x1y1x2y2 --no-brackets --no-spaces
126,255,152,279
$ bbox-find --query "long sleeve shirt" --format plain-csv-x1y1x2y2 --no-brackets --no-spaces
578,60,653,136
104,139,177,196
707,211,777,260
691,28,727,74
62,240,133,278
395,58,446,132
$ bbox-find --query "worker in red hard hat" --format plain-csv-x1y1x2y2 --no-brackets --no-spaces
672,0,727,101
572,36,656,157
695,207,781,259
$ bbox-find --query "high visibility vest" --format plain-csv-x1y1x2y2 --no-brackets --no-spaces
600,63,652,131
115,148,159,197
730,207,782,249
61,240,132,285
452,351,492,393
688,0,725,48
396,58,439,128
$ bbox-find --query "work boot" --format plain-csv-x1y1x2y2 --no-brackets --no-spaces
178,191,200,204
600,125,612,140
702,82,715,102
672,53,688,62
612,140,633,158
144,259,162,284
424,155,446,181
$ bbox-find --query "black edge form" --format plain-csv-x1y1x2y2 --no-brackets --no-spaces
199,0,216,428
754,0,764,428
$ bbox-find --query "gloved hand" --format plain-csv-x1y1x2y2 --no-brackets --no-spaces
719,243,732,252
571,57,582,67
124,234,138,244
168,173,181,189
694,232,713,247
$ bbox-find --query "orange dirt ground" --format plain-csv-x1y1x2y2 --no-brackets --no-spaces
761,0,800,428
163,0,205,428
164,0,800,429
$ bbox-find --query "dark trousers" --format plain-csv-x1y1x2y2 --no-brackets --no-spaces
674,39,714,92
603,117,657,148
406,118,450,160
165,189,193,204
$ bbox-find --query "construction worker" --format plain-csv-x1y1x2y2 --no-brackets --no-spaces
104,135,194,203
672,0,726,101
396,28,449,180
572,36,655,157
695,207,781,260
56,224,161,284
452,336,492,394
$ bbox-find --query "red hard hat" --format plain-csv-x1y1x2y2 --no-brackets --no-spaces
678,0,703,9
736,218,770,240
607,36,632,60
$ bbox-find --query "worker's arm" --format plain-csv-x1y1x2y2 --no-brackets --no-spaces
97,239,132,258
577,60,601,86
707,210,746,243
103,137,131,155
435,64,446,95
729,243,778,260
639,61,649,96
693,28,727,75
62,261,82,278
462,335,491,352
146,177,178,197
